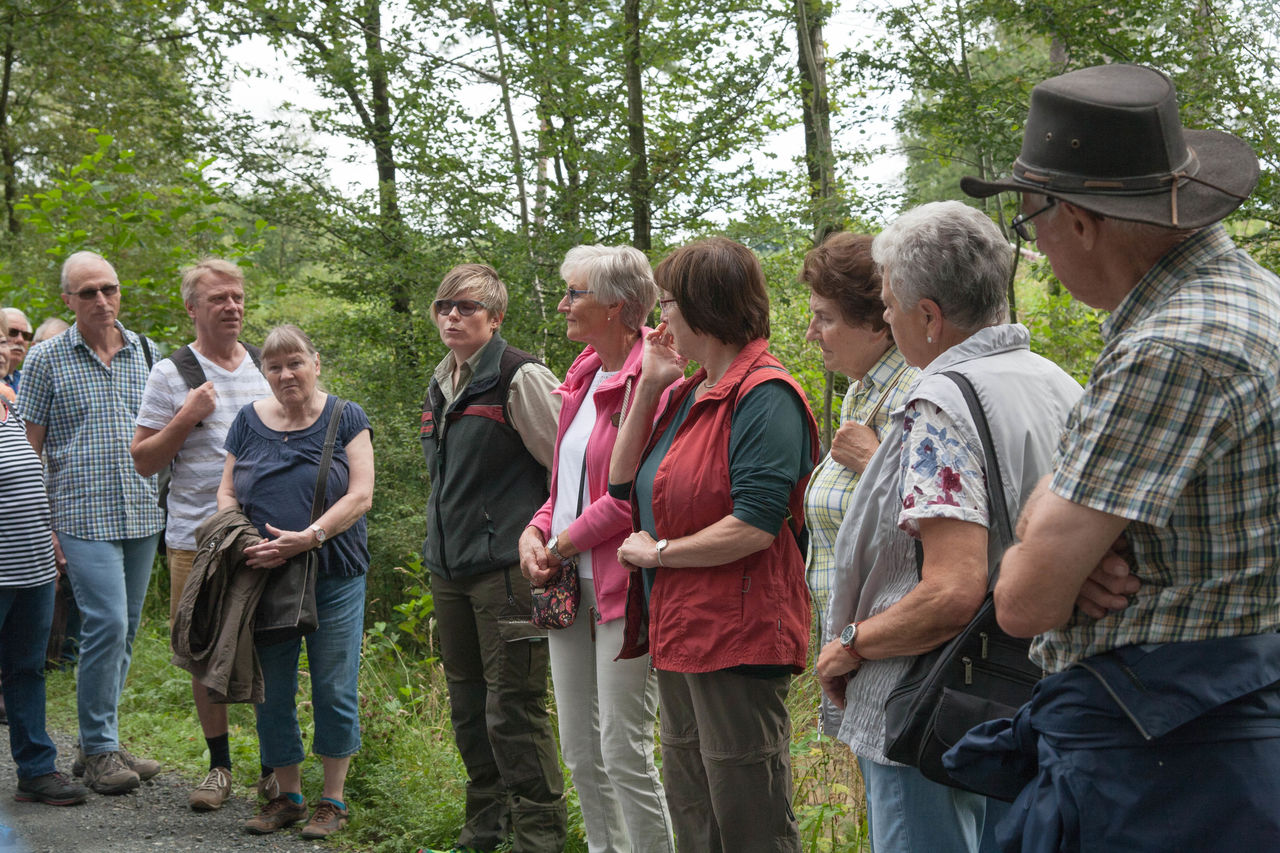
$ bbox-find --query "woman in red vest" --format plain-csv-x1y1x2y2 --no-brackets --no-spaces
610,237,819,853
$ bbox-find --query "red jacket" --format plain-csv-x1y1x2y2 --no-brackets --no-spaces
620,338,820,673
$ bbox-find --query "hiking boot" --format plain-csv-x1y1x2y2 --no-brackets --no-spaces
118,746,160,781
188,766,232,811
244,794,307,834
255,770,279,801
82,751,140,795
300,799,350,839
14,772,88,806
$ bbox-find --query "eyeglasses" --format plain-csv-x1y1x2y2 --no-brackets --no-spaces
658,298,677,311
6,328,32,342
1011,198,1056,242
565,287,593,304
433,298,488,317
68,283,121,301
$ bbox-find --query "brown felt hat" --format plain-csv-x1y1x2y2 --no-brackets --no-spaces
961,64,1258,228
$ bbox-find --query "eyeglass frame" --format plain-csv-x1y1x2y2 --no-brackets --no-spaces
1011,197,1056,242
433,298,489,317
6,327,32,342
67,283,121,302
565,287,594,304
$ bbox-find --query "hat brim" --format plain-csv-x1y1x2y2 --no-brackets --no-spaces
961,130,1259,229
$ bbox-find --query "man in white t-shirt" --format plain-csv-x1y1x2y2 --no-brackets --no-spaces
130,258,270,811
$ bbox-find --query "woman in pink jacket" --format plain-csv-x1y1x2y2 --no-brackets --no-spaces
518,245,675,853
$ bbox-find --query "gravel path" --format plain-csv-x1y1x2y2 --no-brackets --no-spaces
0,726,341,853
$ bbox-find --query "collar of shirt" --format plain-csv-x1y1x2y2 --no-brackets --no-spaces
1102,224,1233,342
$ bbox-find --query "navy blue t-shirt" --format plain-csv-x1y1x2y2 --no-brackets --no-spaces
224,394,372,577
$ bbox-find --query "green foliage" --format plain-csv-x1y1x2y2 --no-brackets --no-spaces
4,132,268,345
1019,263,1106,385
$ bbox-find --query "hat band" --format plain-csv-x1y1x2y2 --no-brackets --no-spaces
1012,146,1247,227
1012,147,1200,196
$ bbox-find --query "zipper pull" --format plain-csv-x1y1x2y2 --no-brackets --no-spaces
962,656,973,685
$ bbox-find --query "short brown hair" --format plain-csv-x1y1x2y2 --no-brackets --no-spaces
799,232,889,336
436,263,508,319
655,237,769,347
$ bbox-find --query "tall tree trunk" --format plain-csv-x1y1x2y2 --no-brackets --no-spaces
0,17,18,236
486,0,546,355
360,0,409,314
795,0,835,245
623,0,651,251
796,0,836,445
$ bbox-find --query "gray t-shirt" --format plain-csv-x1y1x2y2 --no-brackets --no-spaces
136,347,270,550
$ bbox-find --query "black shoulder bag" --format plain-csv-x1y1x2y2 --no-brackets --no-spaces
254,399,348,646
882,372,1043,798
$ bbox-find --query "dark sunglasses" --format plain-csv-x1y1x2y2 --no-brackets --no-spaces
433,298,488,317
7,328,32,341
69,283,121,301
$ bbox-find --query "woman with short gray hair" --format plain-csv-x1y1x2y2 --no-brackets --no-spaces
815,201,1082,853
518,245,675,852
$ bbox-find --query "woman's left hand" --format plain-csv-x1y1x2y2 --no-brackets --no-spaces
617,530,659,570
242,523,316,569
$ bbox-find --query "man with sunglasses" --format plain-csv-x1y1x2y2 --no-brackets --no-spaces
952,65,1280,849
16,251,164,796
2,307,32,391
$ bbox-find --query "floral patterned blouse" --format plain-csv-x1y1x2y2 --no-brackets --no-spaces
897,398,988,536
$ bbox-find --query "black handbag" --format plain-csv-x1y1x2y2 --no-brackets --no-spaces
882,372,1043,798
254,399,348,646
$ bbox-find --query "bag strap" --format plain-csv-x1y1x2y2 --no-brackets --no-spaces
169,345,208,389
311,398,348,525
941,371,1014,590
139,334,154,371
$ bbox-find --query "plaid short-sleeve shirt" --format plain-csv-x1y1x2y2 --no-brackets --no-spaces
16,322,164,540
1033,225,1280,672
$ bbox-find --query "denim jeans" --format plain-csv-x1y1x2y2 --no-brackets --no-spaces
548,578,673,853
255,572,365,768
0,580,58,779
58,532,158,755
857,757,1007,853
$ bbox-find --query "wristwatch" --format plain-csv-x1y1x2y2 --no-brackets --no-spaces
839,621,864,663
309,524,328,547
548,536,565,561
654,538,669,567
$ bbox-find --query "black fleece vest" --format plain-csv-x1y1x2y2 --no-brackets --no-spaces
420,336,549,579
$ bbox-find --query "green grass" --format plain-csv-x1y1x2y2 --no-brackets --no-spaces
45,568,868,852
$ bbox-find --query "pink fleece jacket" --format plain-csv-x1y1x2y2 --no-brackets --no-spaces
527,331,671,623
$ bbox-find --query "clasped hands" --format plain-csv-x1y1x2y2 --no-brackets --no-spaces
242,523,316,569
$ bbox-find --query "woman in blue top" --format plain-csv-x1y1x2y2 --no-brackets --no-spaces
216,324,374,840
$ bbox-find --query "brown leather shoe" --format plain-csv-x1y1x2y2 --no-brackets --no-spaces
117,746,160,781
188,766,232,811
244,794,307,834
82,751,139,795
300,799,350,839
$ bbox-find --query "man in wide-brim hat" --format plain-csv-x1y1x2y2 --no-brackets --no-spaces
946,63,1280,851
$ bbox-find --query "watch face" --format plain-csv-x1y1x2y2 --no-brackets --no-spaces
840,623,856,646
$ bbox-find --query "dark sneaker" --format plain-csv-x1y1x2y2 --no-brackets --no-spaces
14,772,88,806
255,770,279,801
82,751,140,795
117,746,160,781
244,794,307,835
188,766,232,811
300,799,349,839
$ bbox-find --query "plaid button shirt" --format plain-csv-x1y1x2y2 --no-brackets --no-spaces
16,322,164,540
1034,225,1280,672
804,346,917,629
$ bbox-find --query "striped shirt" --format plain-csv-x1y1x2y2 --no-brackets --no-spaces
1036,225,1280,672
804,347,917,628
0,402,57,587
135,346,271,550
15,322,165,540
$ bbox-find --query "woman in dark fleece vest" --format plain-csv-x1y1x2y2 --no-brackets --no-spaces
418,264,566,853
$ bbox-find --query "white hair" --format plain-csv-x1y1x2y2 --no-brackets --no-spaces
560,245,658,331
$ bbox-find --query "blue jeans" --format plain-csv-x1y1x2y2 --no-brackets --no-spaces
58,533,158,755
255,573,365,768
0,580,58,779
857,757,1007,853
